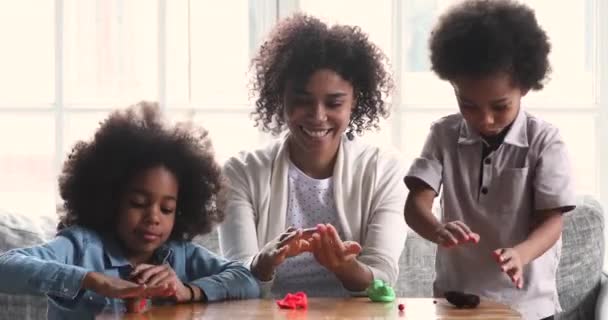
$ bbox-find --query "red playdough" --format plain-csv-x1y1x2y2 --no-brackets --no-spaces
398,303,405,311
276,292,308,309
125,298,150,313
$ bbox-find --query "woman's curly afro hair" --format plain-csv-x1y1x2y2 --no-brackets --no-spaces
58,101,224,241
430,0,551,90
251,13,393,137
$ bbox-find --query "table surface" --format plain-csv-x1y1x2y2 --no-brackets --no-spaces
96,297,522,320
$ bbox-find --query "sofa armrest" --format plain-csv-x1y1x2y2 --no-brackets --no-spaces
595,272,608,320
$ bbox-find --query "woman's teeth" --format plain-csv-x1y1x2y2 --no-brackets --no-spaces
302,128,330,137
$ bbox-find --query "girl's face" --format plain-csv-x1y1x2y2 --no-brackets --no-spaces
116,165,178,265
283,69,355,160
451,72,527,137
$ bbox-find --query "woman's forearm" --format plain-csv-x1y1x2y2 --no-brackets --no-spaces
333,259,374,292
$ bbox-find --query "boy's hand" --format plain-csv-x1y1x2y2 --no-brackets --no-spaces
434,220,480,248
82,272,169,299
493,248,524,289
130,264,194,302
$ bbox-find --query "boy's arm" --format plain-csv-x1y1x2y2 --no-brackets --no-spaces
496,209,564,288
404,178,442,244
185,243,260,302
497,126,573,284
513,208,563,266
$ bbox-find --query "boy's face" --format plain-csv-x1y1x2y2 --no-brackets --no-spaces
283,68,355,159
451,73,528,137
116,165,177,265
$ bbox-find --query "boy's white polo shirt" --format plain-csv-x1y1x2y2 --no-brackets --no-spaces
406,107,576,320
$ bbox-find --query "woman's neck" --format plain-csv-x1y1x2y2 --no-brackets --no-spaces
288,139,339,179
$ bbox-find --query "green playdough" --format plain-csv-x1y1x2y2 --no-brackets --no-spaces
366,279,396,302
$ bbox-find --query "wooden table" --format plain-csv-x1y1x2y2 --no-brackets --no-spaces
97,298,521,319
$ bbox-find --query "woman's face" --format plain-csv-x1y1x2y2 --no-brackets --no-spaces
283,68,355,160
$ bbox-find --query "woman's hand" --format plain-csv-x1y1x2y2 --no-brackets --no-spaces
251,227,313,281
309,224,361,273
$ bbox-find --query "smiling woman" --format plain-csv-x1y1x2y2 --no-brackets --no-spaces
218,13,408,298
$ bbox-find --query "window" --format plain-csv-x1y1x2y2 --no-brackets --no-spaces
0,0,264,217
291,1,601,200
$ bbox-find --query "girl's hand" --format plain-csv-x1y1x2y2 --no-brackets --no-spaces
130,264,193,302
493,248,524,289
82,272,169,299
434,220,480,248
252,227,313,281
309,223,361,273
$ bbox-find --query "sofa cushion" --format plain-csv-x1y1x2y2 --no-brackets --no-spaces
0,209,56,320
0,209,55,252
395,231,436,297
556,195,605,320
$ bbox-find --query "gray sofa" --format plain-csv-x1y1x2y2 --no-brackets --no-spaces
0,196,605,319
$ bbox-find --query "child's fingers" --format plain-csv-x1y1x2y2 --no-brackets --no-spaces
498,248,516,265
118,284,146,298
515,275,524,289
445,223,470,242
438,229,459,246
130,264,156,278
468,233,481,244
492,248,506,262
143,283,172,297
507,267,523,289
452,221,473,235
500,259,516,273
451,221,480,243
133,265,167,284
145,270,172,287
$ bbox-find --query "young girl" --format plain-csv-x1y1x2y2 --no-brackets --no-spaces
403,1,575,320
0,102,260,319
219,13,407,298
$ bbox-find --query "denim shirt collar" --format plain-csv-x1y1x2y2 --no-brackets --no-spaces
101,235,173,268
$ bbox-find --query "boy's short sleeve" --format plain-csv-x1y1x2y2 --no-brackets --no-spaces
533,126,576,212
405,123,443,193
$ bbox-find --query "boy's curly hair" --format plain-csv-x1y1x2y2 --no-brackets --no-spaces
429,0,551,90
251,13,393,137
58,101,224,241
